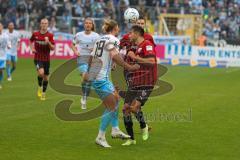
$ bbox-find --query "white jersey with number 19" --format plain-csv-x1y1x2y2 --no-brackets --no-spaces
91,34,120,80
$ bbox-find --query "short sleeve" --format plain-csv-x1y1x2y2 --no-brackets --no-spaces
30,32,35,42
50,34,55,45
120,34,132,50
106,37,120,51
148,36,155,47
72,33,79,45
145,33,156,47
143,41,155,57
94,33,100,42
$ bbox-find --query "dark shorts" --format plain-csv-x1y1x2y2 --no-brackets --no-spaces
34,60,50,75
124,86,154,106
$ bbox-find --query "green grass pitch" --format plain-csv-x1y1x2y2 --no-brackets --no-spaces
0,59,239,160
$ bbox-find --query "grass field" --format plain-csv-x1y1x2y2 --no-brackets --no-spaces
0,59,240,160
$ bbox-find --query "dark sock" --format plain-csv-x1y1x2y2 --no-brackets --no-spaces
42,80,48,92
85,82,91,97
38,76,43,87
11,66,16,74
123,114,134,140
135,111,146,129
82,82,91,99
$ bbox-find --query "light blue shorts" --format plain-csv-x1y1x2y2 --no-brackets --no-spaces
7,54,18,62
0,60,6,69
91,79,115,100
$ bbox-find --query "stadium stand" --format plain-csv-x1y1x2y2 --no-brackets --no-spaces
0,0,239,44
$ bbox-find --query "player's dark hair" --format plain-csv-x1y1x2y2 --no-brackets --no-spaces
131,25,144,37
138,15,145,21
40,18,49,24
102,19,118,33
84,17,95,31
8,21,14,25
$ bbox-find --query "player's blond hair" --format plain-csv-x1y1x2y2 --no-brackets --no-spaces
84,17,95,31
102,19,118,33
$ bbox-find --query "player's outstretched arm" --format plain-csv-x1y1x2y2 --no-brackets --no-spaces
111,49,140,71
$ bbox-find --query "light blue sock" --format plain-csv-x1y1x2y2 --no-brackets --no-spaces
100,109,114,132
6,64,11,77
111,101,119,128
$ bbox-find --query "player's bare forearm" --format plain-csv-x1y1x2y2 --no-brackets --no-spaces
135,56,156,66
29,42,36,53
112,54,139,71
48,42,55,50
71,44,80,56
128,51,155,66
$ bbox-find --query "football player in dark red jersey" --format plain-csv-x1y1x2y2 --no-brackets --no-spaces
30,18,55,101
121,25,157,146
120,16,156,145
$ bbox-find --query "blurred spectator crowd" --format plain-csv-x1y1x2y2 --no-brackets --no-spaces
0,0,240,41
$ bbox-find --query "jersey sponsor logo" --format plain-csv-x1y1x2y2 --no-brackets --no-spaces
146,45,153,51
36,41,48,45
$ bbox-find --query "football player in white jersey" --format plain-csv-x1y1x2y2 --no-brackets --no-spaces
6,22,20,81
71,18,100,110
88,19,140,148
0,23,11,89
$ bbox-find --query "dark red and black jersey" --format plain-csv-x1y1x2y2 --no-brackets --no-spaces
120,33,156,87
30,31,55,62
127,40,157,88
120,32,156,64
143,33,155,47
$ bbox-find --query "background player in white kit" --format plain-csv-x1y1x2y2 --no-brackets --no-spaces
0,22,11,89
71,18,99,110
88,19,140,148
6,22,20,81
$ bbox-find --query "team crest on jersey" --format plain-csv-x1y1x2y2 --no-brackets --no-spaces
146,45,153,51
